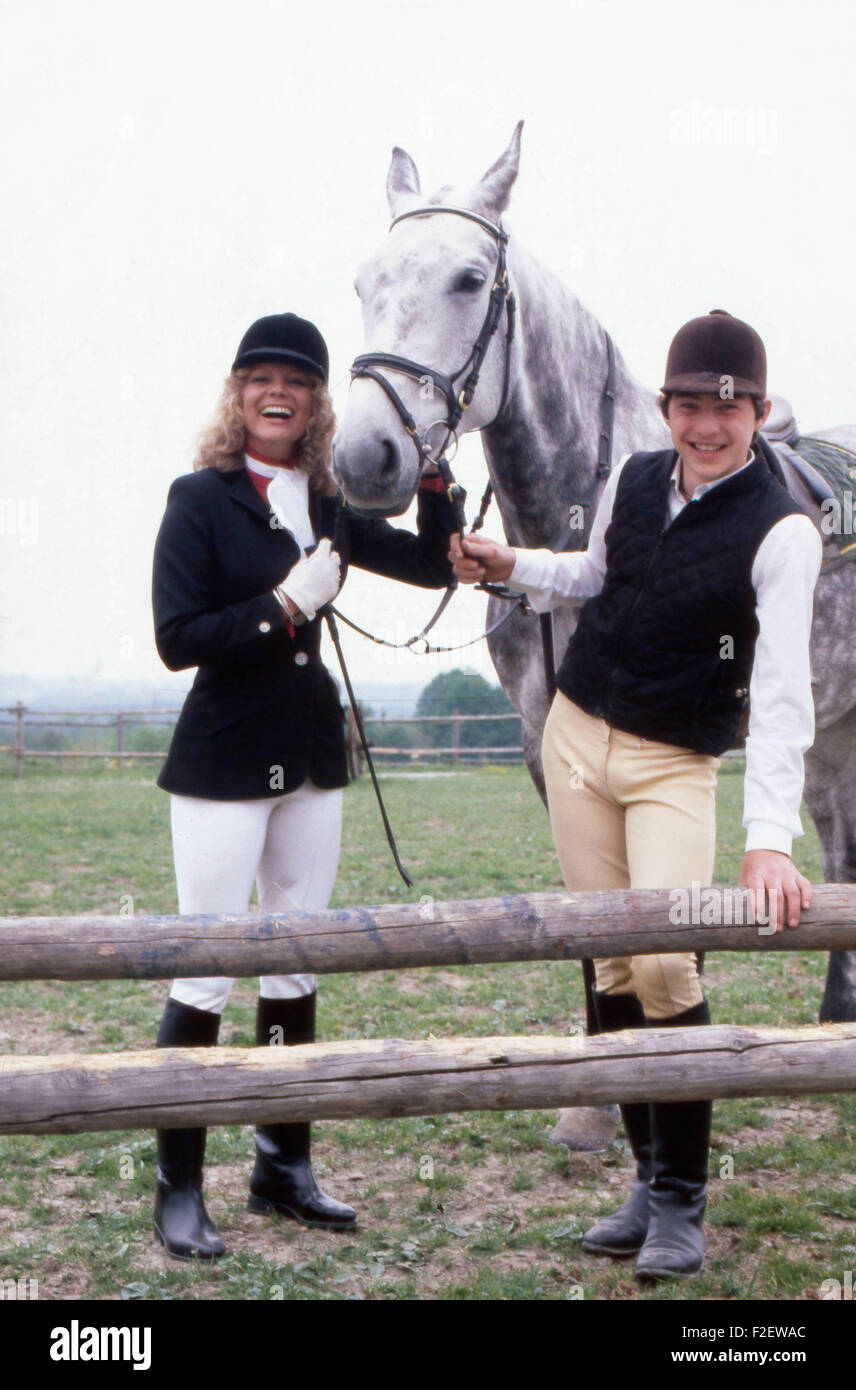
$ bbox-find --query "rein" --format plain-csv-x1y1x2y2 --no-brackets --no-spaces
537,330,616,694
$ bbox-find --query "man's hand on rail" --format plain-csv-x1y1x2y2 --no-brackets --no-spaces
739,849,812,934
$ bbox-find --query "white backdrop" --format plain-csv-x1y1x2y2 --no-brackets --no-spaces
2,0,854,699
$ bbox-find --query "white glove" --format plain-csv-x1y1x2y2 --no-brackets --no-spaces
279,538,341,621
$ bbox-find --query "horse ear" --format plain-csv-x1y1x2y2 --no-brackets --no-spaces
472,120,523,217
387,146,421,216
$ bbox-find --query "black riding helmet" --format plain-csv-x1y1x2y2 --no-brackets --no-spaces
232,313,329,381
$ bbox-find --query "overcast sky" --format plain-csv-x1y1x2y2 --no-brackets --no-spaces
2,0,855,702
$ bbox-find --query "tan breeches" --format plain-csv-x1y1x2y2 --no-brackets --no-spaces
542,693,719,1019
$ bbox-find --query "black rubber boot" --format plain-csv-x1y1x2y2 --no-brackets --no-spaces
247,994,357,1230
581,991,652,1257
636,1000,712,1282
154,998,226,1261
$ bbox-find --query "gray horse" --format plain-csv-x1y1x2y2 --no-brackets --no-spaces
333,123,856,1029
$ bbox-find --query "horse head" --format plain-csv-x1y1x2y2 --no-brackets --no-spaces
333,123,523,517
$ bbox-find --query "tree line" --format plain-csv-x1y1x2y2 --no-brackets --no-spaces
366,668,520,753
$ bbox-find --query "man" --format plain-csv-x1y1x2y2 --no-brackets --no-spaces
450,310,821,1280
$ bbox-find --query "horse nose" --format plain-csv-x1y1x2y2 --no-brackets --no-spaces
376,435,403,488
334,434,403,497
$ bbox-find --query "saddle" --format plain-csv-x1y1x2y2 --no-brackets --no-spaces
758,395,856,572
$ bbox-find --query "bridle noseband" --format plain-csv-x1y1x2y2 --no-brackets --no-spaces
350,204,517,482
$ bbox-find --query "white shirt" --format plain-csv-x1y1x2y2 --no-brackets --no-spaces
508,453,823,856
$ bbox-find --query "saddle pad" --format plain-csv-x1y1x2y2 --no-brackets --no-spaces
794,436,856,568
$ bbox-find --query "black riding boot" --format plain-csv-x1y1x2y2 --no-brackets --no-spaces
247,994,356,1230
153,998,226,1261
636,1000,712,1281
581,991,652,1257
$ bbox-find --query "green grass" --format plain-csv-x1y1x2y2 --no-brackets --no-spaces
0,757,852,1303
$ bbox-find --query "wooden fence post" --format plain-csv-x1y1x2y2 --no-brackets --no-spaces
13,702,25,778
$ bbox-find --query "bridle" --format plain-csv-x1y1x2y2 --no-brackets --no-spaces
349,203,517,522
336,200,616,657
331,203,616,886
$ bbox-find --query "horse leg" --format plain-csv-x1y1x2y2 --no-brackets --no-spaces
804,714,856,1022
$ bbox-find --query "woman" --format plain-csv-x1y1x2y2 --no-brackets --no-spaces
152,311,455,1260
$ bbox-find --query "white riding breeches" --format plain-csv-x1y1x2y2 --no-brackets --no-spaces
168,781,343,1014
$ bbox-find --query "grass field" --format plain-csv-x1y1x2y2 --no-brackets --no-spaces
1,758,854,1304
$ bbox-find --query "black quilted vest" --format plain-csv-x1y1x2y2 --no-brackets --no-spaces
556,450,804,754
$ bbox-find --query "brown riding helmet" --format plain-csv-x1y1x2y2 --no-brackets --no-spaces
662,309,767,397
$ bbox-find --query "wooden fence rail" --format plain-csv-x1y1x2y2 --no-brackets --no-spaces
1,884,855,981
2,1024,855,1135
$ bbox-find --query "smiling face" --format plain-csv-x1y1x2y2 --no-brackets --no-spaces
241,362,317,462
665,392,771,493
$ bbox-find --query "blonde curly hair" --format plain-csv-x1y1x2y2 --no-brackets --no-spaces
194,367,337,494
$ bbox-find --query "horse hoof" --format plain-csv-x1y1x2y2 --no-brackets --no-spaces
549,1105,620,1152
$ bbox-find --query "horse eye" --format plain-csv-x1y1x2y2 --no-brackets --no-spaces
454,270,486,293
